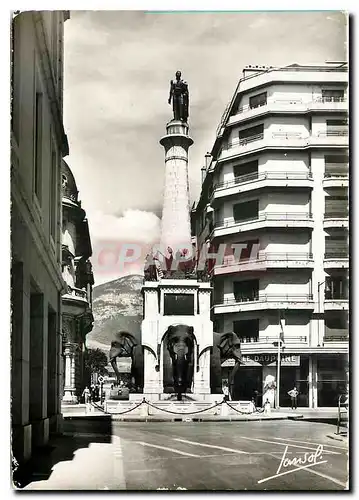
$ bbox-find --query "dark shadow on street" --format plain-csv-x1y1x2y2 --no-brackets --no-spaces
12,416,112,489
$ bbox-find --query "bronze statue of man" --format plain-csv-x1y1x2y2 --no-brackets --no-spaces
168,70,189,122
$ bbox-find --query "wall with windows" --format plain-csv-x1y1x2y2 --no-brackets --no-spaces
11,11,68,464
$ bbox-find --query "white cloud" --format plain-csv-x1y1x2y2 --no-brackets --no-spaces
88,209,161,285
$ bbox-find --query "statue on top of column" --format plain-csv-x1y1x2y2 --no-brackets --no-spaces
168,70,189,122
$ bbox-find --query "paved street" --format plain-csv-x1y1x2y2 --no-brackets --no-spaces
22,419,348,491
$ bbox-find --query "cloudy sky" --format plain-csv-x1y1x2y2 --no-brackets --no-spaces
63,10,347,285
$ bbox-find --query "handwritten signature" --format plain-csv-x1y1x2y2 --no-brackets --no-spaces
258,445,327,484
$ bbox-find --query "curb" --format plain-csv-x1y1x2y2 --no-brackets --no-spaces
327,433,348,443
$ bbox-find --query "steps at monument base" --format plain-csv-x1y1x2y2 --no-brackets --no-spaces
128,393,222,403
104,399,253,416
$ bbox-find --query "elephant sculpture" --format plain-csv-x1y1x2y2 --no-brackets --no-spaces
164,324,195,398
210,331,242,399
109,331,144,392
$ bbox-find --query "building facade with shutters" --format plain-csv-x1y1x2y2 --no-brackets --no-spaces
192,62,348,408
11,11,70,463
61,161,94,405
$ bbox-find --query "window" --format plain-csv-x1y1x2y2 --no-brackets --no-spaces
324,313,348,341
34,92,43,202
324,154,349,177
249,92,267,109
163,294,194,316
325,276,348,300
325,231,348,257
50,145,57,240
233,319,259,341
326,119,348,136
233,280,259,302
233,200,258,222
233,160,258,181
325,313,347,330
322,89,345,102
325,190,348,216
238,124,264,144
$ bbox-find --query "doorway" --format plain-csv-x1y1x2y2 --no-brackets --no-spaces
234,367,262,401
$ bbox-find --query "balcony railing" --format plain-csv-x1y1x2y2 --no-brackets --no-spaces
238,336,308,343
213,171,313,191
219,130,348,157
317,96,346,103
214,212,313,229
325,294,349,301
215,253,313,271
324,171,349,178
324,211,348,219
323,335,349,342
231,97,346,117
324,251,348,259
318,129,348,137
66,285,88,301
216,294,313,306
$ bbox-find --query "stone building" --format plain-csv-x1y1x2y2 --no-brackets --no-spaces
61,160,94,404
11,11,70,463
192,62,348,408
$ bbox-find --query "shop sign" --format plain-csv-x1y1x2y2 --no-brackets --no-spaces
241,354,300,366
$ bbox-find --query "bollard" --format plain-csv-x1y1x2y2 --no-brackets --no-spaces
140,401,149,417
220,402,229,417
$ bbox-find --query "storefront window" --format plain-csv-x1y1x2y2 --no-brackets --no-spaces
317,356,347,407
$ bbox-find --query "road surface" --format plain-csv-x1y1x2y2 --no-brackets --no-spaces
23,419,349,491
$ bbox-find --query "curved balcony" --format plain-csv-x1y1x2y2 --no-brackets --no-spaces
63,285,89,303
218,130,348,162
324,252,349,269
228,97,347,126
324,298,349,311
323,170,349,188
211,171,313,202
323,211,348,229
212,212,314,238
213,252,314,276
213,293,314,314
309,129,349,148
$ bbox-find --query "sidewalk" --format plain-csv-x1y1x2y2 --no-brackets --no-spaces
19,434,125,490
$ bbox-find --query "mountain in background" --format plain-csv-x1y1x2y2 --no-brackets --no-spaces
86,274,144,353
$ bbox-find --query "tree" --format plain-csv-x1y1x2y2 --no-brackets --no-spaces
84,348,108,377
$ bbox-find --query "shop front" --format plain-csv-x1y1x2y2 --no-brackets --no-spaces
222,353,310,407
317,354,348,407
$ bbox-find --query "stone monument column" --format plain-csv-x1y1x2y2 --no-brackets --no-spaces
159,120,193,257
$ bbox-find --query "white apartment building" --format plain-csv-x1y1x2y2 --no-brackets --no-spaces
193,63,348,408
11,12,69,463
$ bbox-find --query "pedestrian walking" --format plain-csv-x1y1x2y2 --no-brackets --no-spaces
288,386,299,409
82,386,90,404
